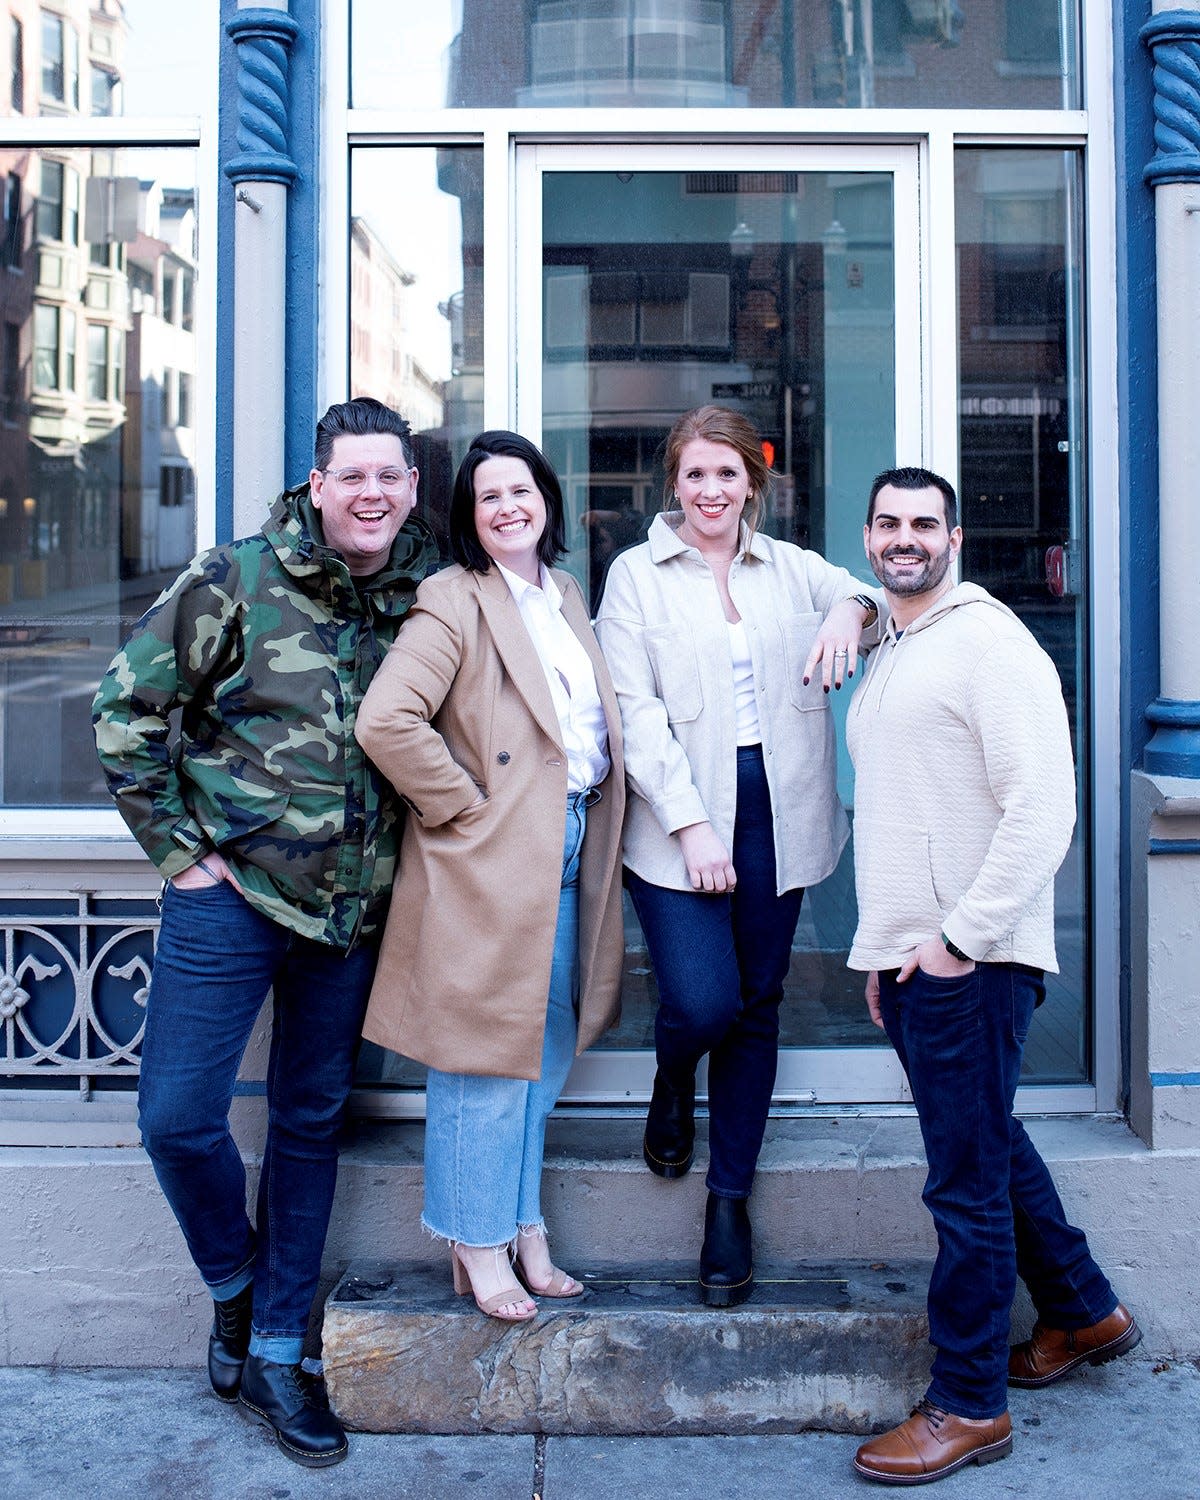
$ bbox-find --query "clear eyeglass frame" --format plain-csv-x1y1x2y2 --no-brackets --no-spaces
321,466,414,494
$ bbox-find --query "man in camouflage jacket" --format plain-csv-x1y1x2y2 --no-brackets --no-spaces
93,397,436,1468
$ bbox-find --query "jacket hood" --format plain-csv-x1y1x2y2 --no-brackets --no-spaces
263,483,438,612
887,580,1019,640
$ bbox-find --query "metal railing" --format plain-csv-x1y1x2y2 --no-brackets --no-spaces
0,893,157,1093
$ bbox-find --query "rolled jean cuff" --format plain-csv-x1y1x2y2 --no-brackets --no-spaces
205,1253,256,1302
704,1182,751,1201
924,1381,1008,1423
248,1333,306,1365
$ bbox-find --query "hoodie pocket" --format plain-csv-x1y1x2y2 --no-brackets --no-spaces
852,817,943,950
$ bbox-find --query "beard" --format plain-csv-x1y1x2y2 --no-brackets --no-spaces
869,543,954,597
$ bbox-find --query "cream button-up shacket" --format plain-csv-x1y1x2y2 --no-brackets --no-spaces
846,582,1076,973
595,511,877,896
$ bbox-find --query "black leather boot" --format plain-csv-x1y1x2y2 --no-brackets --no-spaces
207,1283,253,1403
643,1068,696,1178
238,1354,348,1467
699,1192,753,1307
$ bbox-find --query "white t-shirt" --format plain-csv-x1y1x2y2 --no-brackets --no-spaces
727,617,761,746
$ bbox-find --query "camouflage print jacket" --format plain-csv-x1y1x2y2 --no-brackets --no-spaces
93,485,438,949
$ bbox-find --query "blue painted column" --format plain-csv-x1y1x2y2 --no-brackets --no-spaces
222,4,300,535
1141,8,1200,776
1130,7,1200,1148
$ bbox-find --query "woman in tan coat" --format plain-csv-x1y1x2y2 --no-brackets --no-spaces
356,431,624,1322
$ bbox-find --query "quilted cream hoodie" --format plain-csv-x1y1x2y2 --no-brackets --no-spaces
846,582,1075,973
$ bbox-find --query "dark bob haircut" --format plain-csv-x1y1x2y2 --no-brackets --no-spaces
449,430,567,574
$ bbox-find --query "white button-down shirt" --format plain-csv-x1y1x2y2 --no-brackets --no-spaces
496,561,610,793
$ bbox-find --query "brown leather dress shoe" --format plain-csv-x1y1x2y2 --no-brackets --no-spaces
854,1400,1012,1485
1008,1302,1141,1387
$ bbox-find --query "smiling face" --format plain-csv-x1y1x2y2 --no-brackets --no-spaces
673,437,750,555
472,454,548,584
309,433,417,577
864,483,962,624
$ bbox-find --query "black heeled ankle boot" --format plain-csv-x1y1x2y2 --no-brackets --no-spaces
699,1192,753,1307
643,1068,696,1178
208,1283,253,1402
238,1354,348,1467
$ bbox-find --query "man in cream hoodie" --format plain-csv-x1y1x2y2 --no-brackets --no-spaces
846,467,1139,1487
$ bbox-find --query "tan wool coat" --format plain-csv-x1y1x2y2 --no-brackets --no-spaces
355,562,625,1081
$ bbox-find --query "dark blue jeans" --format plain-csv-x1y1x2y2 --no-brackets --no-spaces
626,745,805,1198
879,963,1117,1418
138,880,378,1363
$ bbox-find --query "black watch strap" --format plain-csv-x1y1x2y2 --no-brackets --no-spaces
851,591,878,623
941,932,972,962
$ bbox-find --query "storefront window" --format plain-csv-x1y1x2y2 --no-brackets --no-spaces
956,147,1088,1084
351,0,1080,111
348,146,484,551
0,146,197,808
0,1,206,815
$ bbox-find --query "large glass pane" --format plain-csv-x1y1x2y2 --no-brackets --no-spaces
0,147,198,807
955,148,1087,1084
542,167,896,1056
120,0,208,115
19,1,209,119
348,147,484,552
349,145,485,1093
351,0,1080,111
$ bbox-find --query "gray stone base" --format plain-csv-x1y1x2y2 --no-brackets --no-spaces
323,1259,932,1436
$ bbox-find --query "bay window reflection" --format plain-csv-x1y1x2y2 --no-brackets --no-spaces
350,0,1080,110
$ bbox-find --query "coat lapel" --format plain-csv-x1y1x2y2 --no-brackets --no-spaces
473,566,564,750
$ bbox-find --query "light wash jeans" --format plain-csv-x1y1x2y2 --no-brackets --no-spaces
422,793,589,1245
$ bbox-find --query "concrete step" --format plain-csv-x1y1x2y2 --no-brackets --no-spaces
322,1258,932,1436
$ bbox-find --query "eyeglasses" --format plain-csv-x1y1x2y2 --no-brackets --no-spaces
321,466,413,495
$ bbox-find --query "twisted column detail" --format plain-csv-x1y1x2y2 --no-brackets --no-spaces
225,8,301,187
1142,12,1200,185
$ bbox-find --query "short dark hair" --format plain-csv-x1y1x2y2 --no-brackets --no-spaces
314,397,414,471
449,430,567,574
867,466,958,529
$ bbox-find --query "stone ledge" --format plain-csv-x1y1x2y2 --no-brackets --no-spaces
323,1259,932,1436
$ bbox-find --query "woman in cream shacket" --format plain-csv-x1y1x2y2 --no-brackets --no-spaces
595,405,880,1306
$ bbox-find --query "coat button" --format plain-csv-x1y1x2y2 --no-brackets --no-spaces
497,751,511,764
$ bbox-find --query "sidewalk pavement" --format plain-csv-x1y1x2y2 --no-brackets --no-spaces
4,1357,1197,1500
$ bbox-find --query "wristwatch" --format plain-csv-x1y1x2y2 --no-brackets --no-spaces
941,932,972,962
851,592,878,625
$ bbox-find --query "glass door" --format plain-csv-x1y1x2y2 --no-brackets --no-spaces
515,143,922,1103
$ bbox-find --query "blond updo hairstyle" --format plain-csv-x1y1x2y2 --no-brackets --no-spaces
662,404,772,542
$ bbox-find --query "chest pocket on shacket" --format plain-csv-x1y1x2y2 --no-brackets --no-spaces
644,624,703,724
779,610,829,711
